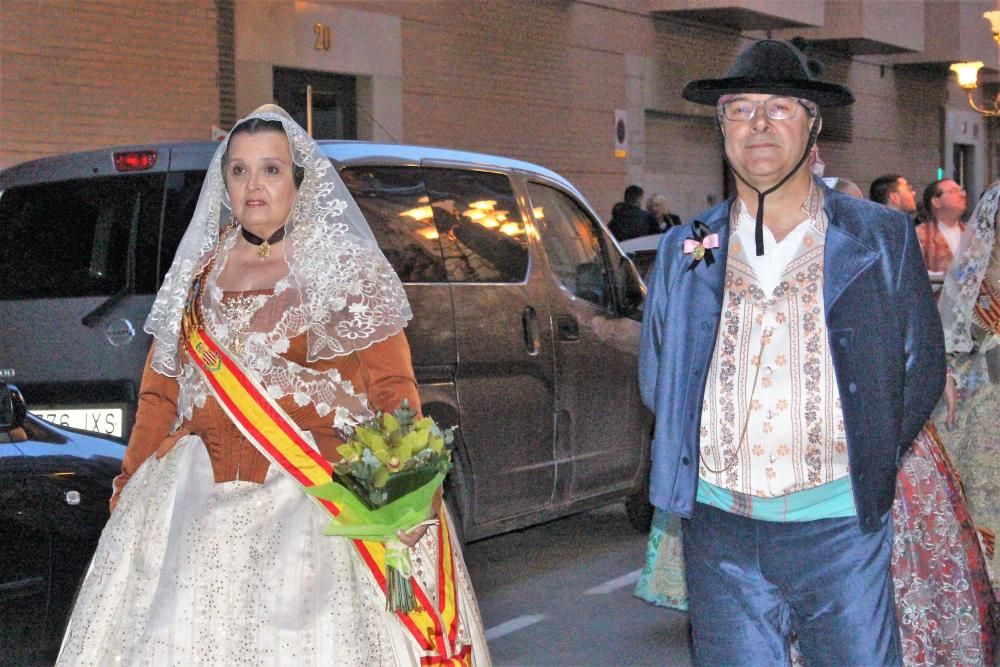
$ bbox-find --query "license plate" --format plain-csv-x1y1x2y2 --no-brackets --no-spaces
33,406,125,438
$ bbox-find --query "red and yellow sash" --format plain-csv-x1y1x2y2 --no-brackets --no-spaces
974,280,1000,339
181,287,469,665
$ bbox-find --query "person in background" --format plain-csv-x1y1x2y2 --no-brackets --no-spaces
831,177,863,199
917,179,967,275
870,174,918,217
609,184,656,241
640,39,944,665
646,192,682,232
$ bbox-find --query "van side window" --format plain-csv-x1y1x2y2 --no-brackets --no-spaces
160,171,207,285
0,174,165,299
340,166,447,283
423,168,528,283
526,182,612,308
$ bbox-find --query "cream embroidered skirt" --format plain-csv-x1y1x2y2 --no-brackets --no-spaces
57,435,490,666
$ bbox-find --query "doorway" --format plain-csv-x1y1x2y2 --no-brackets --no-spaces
953,143,974,194
273,67,357,140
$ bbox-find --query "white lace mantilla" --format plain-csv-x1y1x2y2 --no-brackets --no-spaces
144,105,412,379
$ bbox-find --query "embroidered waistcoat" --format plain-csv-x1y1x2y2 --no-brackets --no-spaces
699,189,849,498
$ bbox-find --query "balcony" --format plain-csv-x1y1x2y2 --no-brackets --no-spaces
771,0,923,55
648,0,823,32
892,0,998,67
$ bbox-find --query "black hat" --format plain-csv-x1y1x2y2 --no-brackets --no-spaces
682,40,854,108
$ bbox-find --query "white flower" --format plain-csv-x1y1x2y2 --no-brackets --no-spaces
293,392,310,407
333,405,357,430
273,337,290,354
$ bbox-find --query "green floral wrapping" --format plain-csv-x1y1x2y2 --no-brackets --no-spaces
305,471,445,540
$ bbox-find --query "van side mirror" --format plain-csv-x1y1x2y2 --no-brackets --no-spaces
0,384,27,432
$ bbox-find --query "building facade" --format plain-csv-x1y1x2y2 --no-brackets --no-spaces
1,0,997,220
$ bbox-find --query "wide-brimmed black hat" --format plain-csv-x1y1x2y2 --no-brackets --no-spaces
682,39,854,108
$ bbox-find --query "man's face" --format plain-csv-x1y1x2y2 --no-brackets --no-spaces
720,94,816,190
891,177,917,214
932,180,967,218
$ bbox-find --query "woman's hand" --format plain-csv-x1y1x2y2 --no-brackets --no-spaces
397,488,444,548
397,524,430,548
944,373,959,430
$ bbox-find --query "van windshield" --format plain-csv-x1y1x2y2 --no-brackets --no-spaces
0,174,166,300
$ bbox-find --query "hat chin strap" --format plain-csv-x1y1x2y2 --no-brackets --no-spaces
727,119,822,256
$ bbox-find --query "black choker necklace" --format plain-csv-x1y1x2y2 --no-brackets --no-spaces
241,226,285,259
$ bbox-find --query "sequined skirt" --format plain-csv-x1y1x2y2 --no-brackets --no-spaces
56,435,490,666
891,424,995,666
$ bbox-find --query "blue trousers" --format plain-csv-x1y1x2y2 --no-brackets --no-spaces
682,502,901,667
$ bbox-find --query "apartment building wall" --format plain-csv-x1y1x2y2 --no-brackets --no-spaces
378,1,956,219
0,0,219,170
0,0,979,221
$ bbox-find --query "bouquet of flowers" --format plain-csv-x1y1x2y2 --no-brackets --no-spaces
306,400,454,612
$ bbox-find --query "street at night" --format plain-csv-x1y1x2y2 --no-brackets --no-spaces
465,504,693,666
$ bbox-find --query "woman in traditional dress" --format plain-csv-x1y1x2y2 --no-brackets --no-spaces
935,182,1000,597
57,105,489,666
634,509,687,611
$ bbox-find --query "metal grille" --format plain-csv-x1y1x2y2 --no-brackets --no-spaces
216,0,236,129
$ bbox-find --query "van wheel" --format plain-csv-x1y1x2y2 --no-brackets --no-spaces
625,491,654,533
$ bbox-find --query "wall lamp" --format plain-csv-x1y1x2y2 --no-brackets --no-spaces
950,11,1000,116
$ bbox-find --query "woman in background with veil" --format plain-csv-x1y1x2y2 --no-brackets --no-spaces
57,105,489,666
934,182,1000,597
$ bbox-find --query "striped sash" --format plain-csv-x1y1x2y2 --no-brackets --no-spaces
974,279,1000,338
181,283,469,665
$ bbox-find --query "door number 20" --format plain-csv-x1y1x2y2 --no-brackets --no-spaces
314,23,332,51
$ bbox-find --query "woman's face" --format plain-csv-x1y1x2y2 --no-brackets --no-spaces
225,130,298,237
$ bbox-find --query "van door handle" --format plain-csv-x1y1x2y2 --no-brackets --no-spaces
522,306,541,356
557,315,580,341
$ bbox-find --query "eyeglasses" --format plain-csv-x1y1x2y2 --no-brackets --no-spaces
719,97,815,122
937,187,966,196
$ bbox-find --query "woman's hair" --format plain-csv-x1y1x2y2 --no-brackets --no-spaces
646,193,669,215
221,117,305,187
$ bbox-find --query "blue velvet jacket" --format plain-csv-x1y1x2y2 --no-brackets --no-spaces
639,183,945,533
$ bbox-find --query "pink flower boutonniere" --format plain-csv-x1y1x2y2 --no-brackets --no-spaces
683,221,719,271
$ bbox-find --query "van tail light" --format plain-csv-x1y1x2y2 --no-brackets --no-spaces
113,150,158,172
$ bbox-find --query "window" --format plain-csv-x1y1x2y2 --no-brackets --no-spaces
160,170,207,285
340,166,447,283
423,168,528,283
0,174,166,299
527,182,612,308
342,166,528,284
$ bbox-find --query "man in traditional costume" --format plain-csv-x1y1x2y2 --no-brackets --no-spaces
639,40,944,664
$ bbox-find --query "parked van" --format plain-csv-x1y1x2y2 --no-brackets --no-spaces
0,142,652,541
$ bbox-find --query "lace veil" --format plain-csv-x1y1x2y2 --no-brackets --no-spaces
144,104,412,378
938,181,999,355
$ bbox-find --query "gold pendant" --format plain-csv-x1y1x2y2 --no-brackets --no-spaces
257,241,270,259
